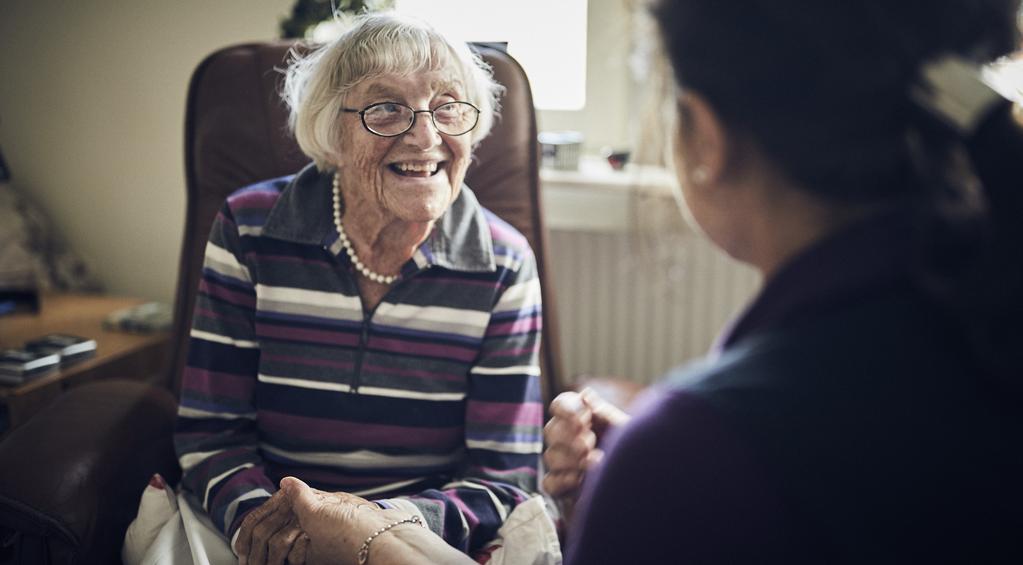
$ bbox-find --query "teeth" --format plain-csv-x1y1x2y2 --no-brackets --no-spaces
395,162,439,173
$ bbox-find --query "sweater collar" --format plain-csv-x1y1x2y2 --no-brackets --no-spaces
261,163,495,273
715,208,920,352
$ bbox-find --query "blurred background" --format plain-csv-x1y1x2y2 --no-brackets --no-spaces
2,0,1018,382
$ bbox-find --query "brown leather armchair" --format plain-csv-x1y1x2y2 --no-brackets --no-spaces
0,41,563,565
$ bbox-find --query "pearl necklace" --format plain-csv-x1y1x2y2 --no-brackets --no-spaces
332,172,399,285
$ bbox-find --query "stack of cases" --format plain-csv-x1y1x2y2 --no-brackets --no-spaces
25,334,98,367
0,349,61,385
0,334,99,385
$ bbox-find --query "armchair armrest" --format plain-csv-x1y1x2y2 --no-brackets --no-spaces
0,380,180,565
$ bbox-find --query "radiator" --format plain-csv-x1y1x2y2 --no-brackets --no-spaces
548,227,761,386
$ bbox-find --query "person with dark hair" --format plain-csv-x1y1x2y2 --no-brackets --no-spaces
548,1,1023,563
250,1,1023,563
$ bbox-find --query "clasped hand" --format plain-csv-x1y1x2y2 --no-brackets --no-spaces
542,389,630,511
234,387,631,564
235,483,378,565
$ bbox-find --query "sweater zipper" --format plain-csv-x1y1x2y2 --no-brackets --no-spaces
335,247,426,394
351,308,373,394
350,272,418,393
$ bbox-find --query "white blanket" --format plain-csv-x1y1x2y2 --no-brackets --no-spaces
122,474,235,565
122,475,561,565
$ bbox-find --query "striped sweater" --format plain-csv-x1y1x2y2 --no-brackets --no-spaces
174,165,544,554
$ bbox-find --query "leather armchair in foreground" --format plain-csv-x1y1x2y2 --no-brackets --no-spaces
0,382,179,564
0,41,563,565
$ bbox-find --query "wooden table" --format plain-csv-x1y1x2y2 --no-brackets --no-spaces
0,293,172,434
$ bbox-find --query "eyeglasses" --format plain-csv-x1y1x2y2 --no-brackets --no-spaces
342,101,480,137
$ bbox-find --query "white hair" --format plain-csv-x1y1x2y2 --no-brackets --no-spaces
281,12,504,171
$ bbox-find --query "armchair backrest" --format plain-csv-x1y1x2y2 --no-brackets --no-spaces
176,41,563,401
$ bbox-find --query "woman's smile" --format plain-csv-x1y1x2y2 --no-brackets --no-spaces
387,159,445,178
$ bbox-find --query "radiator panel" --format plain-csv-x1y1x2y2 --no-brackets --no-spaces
549,229,760,386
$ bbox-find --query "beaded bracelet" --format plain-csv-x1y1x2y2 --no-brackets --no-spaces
356,514,425,565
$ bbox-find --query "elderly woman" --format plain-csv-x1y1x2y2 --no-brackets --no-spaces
257,0,1023,563
172,13,546,562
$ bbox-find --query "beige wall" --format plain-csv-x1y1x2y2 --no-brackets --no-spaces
0,0,631,303
0,0,295,302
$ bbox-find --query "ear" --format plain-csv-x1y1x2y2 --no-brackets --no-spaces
675,92,728,186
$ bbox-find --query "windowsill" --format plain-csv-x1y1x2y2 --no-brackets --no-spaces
540,156,678,232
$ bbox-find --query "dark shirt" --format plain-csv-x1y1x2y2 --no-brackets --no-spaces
566,211,1023,564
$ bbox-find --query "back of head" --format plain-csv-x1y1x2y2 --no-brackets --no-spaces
651,0,1023,377
651,0,1019,200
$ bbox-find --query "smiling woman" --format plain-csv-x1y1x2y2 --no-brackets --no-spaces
332,69,474,264
156,12,557,565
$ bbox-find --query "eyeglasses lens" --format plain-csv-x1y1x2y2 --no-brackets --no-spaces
431,102,478,135
362,103,413,136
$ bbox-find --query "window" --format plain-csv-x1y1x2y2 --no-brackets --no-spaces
393,0,587,110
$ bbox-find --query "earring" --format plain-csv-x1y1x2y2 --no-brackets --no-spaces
692,165,709,184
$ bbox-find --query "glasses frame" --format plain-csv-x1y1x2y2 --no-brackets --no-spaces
342,101,481,138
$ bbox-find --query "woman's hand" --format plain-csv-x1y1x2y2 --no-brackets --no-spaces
542,388,630,504
237,484,378,565
279,477,472,565
234,490,310,565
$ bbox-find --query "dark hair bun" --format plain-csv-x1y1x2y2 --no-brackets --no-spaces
652,0,1020,201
